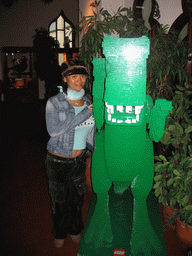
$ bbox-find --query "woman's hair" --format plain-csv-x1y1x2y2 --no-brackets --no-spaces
61,58,88,94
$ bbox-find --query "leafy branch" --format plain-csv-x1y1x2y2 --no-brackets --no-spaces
79,1,190,100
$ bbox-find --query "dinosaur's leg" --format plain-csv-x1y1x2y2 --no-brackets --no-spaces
131,178,153,255
84,130,112,248
111,181,132,250
130,142,162,256
113,181,131,194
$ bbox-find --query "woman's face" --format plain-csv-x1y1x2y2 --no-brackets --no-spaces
64,74,87,92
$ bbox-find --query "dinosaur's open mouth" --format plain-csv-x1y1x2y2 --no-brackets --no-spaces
105,103,144,124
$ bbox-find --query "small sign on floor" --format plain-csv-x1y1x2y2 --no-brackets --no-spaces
113,248,126,255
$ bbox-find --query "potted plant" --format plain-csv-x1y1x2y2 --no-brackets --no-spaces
167,205,192,248
153,80,192,229
32,27,61,98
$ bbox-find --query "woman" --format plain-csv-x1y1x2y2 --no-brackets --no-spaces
45,58,95,249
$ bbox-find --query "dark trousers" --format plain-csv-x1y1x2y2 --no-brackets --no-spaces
45,150,86,239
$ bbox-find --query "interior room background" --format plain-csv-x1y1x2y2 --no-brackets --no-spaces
0,0,185,99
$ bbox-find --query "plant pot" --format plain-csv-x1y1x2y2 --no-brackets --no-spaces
163,204,176,230
176,217,192,248
15,78,24,88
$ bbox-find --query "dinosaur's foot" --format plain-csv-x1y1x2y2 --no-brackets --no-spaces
148,227,163,254
84,210,113,248
84,197,113,249
130,223,162,256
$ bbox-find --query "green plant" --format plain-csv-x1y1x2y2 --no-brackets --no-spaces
78,0,148,91
79,1,190,99
32,27,61,95
146,26,189,100
153,82,192,209
168,205,192,229
153,152,192,209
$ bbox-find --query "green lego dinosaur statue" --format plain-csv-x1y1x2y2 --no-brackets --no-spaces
79,35,173,256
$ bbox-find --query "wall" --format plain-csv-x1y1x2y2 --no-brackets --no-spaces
158,0,182,28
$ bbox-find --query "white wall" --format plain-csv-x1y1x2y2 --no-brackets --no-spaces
79,0,94,20
79,0,96,43
158,0,182,28
99,0,133,16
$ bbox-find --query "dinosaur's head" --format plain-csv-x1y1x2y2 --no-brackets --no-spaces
102,35,150,126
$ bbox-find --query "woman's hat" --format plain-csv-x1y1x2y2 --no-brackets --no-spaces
61,60,89,77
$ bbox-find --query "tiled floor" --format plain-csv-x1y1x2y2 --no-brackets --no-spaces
0,101,187,255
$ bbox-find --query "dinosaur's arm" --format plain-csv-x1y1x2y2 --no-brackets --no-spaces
146,95,153,124
148,98,173,142
92,58,106,131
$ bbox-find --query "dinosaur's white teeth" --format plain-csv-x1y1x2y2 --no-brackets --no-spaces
135,106,143,115
105,103,144,124
105,103,114,114
125,118,132,124
125,116,138,123
125,106,132,113
116,105,124,113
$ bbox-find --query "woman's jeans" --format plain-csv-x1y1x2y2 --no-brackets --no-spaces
45,150,86,239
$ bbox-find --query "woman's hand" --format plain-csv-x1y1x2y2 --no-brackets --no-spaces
88,104,93,112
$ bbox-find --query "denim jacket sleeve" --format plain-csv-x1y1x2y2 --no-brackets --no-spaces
86,124,96,152
46,97,93,138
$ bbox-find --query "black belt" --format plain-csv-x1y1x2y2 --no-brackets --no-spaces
46,150,86,164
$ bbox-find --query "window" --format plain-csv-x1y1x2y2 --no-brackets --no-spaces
49,11,78,65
